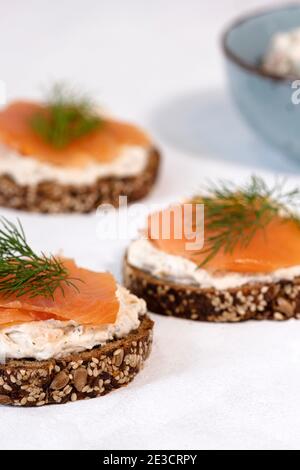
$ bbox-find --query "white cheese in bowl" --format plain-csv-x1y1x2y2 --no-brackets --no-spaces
263,27,300,77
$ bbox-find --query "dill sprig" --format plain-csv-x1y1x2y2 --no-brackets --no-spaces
31,83,102,148
193,176,300,267
0,218,78,298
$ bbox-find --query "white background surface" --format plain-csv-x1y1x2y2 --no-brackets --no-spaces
1,0,300,450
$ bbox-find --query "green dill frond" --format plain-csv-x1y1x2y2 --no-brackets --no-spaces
0,218,78,298
30,83,102,148
192,176,300,267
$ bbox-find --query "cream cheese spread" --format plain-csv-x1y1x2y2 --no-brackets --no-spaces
0,286,146,361
127,238,300,290
263,28,300,77
0,144,149,185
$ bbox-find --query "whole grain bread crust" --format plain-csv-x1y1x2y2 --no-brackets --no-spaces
123,255,300,322
0,315,153,407
0,148,160,213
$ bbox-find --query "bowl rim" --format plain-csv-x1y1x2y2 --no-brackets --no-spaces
221,3,300,82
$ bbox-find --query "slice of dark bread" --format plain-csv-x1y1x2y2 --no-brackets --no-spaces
0,315,153,407
0,148,160,213
123,256,300,322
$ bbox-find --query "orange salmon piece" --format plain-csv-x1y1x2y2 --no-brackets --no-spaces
0,259,119,326
148,205,300,273
0,101,150,167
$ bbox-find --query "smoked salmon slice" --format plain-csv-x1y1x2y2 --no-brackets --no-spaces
0,101,150,167
0,259,119,327
0,308,58,328
148,204,300,273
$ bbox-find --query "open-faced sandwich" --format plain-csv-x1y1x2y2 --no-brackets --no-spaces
0,219,153,406
124,176,300,322
0,84,160,213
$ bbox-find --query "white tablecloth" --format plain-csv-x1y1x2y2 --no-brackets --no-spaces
1,0,300,450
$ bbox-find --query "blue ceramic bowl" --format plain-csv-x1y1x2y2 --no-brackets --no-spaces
222,4,300,160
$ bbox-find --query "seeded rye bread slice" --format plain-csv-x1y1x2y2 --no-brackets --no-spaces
0,315,153,407
0,148,160,213
123,255,300,322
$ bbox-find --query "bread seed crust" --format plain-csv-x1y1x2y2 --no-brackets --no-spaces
0,148,160,213
0,315,153,407
123,255,300,322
